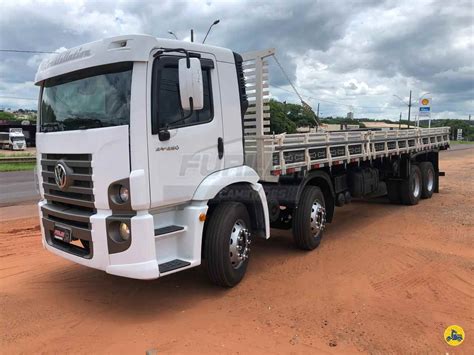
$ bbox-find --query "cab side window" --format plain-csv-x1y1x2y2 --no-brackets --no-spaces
152,57,214,134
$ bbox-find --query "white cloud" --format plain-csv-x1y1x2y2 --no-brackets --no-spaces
0,0,472,119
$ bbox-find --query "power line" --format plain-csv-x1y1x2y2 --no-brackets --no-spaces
0,49,54,54
270,83,400,111
272,55,306,104
0,96,37,101
270,84,347,107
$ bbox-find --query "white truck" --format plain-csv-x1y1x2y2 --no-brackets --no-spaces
35,35,449,287
0,128,27,150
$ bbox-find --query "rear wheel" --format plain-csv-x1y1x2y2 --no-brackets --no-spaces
292,186,326,250
419,162,435,199
400,164,422,205
204,202,251,287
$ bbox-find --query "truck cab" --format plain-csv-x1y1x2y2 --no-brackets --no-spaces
35,35,269,285
0,128,27,150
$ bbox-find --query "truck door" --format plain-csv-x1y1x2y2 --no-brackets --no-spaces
147,53,224,207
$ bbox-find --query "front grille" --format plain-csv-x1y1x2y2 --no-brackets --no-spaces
41,154,94,211
41,153,95,258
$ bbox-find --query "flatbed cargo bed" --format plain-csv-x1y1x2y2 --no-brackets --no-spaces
241,49,450,182
245,127,450,181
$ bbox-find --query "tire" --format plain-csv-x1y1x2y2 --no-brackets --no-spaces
292,186,326,250
387,180,401,204
204,202,251,287
419,162,435,199
400,164,422,205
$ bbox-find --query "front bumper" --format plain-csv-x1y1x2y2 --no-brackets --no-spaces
38,200,159,279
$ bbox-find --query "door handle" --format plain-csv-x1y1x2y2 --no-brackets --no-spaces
217,137,224,159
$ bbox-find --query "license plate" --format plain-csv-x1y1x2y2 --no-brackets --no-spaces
53,224,72,243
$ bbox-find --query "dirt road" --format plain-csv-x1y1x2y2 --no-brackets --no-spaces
1,148,473,354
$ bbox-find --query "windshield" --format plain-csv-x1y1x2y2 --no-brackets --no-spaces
40,62,132,132
11,137,25,142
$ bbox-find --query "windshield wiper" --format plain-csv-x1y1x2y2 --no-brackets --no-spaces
63,118,104,130
41,118,121,132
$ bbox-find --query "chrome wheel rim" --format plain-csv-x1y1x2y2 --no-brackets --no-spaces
413,172,421,198
427,169,434,192
310,201,326,238
229,219,251,269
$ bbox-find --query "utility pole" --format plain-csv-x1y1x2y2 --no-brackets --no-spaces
202,20,220,44
399,112,402,129
167,31,178,40
316,103,320,132
407,90,412,128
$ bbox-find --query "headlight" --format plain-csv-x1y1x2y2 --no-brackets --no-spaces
119,222,131,241
119,186,130,203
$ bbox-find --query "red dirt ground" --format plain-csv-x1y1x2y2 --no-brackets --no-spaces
1,147,473,354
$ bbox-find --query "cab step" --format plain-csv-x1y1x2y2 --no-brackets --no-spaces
154,225,184,236
158,259,191,273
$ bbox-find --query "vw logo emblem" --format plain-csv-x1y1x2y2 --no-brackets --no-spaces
54,162,68,190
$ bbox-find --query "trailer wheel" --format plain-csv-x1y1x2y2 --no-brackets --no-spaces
400,164,422,205
387,180,401,204
419,162,435,199
204,202,251,287
293,186,326,250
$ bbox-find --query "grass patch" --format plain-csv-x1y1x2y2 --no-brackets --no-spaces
0,152,35,158
0,163,36,172
450,140,474,145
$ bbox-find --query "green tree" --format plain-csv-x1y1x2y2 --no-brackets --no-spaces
284,102,317,127
0,112,15,120
421,119,474,141
268,99,297,134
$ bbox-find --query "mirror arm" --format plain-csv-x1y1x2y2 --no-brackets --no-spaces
183,98,194,118
158,98,194,141
185,51,192,68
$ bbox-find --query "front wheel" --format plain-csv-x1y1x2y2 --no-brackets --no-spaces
292,186,327,250
204,202,252,287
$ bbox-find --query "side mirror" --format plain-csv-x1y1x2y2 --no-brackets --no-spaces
178,57,204,111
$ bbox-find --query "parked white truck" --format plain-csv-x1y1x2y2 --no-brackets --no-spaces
35,35,449,287
0,128,27,150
